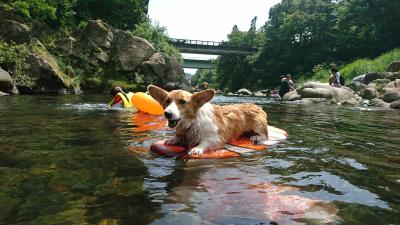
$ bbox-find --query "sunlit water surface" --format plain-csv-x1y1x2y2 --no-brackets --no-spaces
0,95,399,225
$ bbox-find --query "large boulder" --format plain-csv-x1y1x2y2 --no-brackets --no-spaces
140,53,191,91
26,40,74,93
387,61,400,72
112,30,155,71
85,20,113,49
282,90,301,101
0,9,30,43
301,87,333,99
294,82,361,105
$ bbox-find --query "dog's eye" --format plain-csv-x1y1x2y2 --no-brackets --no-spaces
178,99,187,105
165,98,171,105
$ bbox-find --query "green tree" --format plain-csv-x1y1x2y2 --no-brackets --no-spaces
75,0,148,30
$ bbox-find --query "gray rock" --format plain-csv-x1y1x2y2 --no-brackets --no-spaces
368,98,390,109
360,86,378,100
140,53,191,91
372,79,391,86
387,61,400,72
112,30,155,71
0,19,31,43
385,79,400,89
282,90,301,101
301,98,328,104
348,81,366,93
85,20,113,49
253,91,266,97
385,72,400,81
364,72,386,84
55,36,76,56
0,67,14,93
301,87,333,99
26,40,73,93
296,82,361,106
352,74,365,83
382,88,400,103
0,90,9,96
236,88,253,96
390,100,400,109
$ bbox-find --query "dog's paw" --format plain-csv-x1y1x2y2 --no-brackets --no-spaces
250,135,268,145
189,147,204,155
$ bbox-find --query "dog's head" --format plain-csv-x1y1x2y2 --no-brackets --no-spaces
148,85,215,128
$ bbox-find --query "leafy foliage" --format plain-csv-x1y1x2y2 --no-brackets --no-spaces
132,20,181,60
215,0,400,90
7,0,148,31
0,41,34,87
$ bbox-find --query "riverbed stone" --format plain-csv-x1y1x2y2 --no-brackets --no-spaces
301,87,333,99
236,88,253,96
367,98,390,109
382,88,400,103
364,72,386,84
0,91,9,96
282,90,301,101
385,79,400,89
389,100,400,109
348,81,366,93
385,72,400,81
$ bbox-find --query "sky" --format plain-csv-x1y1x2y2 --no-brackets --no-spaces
148,0,281,41
148,0,282,73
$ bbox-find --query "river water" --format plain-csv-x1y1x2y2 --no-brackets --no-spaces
0,95,399,225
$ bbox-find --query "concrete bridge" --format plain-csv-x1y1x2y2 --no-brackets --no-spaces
170,38,259,69
170,38,259,55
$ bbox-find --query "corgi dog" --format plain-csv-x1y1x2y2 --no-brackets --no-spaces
148,85,269,155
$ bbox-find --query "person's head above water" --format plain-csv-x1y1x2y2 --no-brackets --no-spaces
110,86,123,96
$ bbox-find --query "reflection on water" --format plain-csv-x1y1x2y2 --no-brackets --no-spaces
1,95,400,225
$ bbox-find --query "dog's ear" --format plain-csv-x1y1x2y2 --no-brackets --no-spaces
191,89,215,108
148,85,168,105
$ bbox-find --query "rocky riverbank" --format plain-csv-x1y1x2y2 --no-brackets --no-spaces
0,8,190,95
220,61,400,110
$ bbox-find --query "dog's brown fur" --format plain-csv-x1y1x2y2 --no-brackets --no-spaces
148,85,269,154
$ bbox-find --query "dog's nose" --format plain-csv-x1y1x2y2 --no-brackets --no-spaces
164,111,172,119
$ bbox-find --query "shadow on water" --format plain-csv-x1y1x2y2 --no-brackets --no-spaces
1,95,400,225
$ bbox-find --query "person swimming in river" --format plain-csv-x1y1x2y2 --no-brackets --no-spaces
109,86,134,108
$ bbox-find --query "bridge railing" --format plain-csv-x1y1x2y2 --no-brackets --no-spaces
169,38,258,52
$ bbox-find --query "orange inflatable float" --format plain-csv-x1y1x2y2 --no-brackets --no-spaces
131,92,164,115
150,126,288,159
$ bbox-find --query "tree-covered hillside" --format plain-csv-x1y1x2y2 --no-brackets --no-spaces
205,0,400,91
